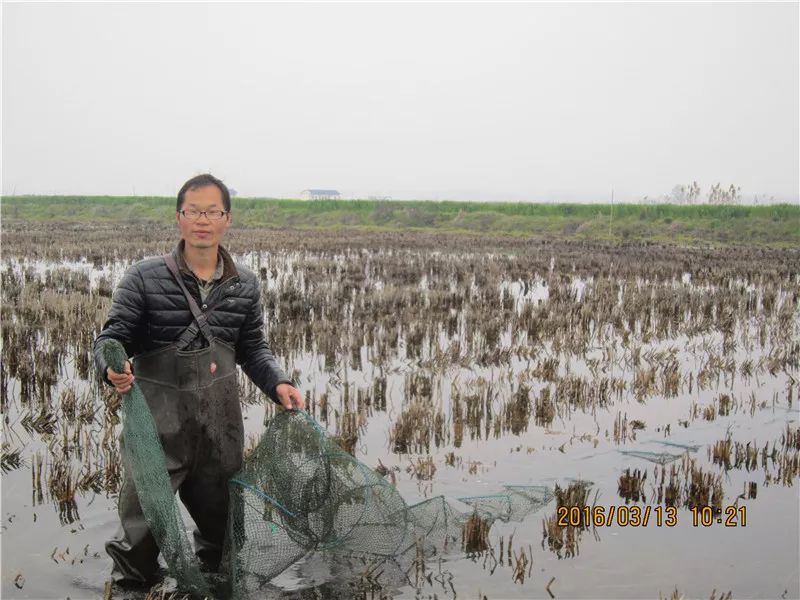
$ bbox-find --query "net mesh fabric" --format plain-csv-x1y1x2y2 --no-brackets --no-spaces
226,411,553,597
104,340,553,598
103,340,211,597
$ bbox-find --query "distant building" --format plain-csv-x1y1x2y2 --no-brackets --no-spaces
301,189,341,200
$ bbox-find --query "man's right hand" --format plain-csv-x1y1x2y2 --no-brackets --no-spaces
107,361,134,394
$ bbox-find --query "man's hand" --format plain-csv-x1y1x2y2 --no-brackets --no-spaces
275,383,305,410
107,361,134,394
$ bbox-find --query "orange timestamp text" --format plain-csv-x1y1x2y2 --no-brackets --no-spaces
557,505,747,528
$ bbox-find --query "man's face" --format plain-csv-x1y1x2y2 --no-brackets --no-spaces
176,185,232,250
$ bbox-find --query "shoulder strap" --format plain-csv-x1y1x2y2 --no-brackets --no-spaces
163,253,214,347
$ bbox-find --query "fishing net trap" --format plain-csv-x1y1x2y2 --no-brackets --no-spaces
102,340,554,599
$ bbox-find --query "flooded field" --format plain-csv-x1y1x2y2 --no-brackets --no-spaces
2,223,799,599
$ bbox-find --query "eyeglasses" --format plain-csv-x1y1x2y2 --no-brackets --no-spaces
178,209,229,221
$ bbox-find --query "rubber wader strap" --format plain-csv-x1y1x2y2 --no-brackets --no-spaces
163,253,215,348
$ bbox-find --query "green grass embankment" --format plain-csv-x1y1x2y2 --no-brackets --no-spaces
2,195,798,247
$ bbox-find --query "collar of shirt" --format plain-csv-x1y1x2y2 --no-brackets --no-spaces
173,239,240,283
187,253,223,285
176,245,224,285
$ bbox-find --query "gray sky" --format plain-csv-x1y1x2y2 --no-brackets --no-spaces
2,2,798,202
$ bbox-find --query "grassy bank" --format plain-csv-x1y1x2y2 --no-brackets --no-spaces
2,195,798,247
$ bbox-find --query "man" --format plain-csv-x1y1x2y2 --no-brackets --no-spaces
93,173,304,588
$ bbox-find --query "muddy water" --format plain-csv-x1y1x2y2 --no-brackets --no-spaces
2,250,799,600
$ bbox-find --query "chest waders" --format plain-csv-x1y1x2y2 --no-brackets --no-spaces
105,254,244,588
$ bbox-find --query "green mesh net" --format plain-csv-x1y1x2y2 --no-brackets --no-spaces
619,449,684,464
103,340,554,598
102,340,211,598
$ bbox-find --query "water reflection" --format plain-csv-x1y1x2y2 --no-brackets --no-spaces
1,230,798,599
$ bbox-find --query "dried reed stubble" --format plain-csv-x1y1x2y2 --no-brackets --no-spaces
2,221,798,528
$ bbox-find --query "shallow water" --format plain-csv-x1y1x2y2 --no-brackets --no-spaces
2,249,799,600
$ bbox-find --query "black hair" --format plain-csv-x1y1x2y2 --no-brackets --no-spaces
176,173,231,212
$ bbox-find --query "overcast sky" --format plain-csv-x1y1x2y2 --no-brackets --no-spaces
2,2,798,202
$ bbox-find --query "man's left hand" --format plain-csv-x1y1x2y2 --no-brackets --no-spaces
275,383,305,410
